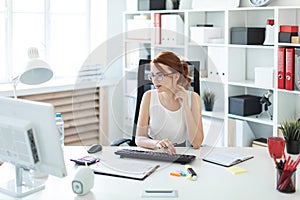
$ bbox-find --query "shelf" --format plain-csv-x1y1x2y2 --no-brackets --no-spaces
200,78,226,84
123,6,300,147
228,44,274,49
152,44,185,49
278,89,300,95
278,43,300,47
202,110,225,120
228,114,273,126
188,42,225,47
125,39,151,44
228,80,274,90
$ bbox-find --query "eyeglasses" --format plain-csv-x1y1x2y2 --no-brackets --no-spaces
147,72,176,82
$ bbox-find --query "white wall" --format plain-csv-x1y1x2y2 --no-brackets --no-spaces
106,0,127,143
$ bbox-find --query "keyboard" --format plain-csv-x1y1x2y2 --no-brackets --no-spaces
114,149,196,164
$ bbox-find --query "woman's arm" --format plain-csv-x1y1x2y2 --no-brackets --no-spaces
174,84,204,149
135,91,159,149
182,92,204,148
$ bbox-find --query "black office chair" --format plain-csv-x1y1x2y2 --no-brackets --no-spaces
110,59,200,146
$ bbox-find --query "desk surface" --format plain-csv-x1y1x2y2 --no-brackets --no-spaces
0,146,300,200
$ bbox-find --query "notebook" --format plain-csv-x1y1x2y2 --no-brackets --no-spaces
89,159,160,181
202,151,254,167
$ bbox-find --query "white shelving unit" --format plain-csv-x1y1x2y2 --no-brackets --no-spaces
122,6,300,147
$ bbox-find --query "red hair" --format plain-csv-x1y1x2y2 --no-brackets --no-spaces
151,51,191,89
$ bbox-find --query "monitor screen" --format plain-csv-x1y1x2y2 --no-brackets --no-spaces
0,96,67,197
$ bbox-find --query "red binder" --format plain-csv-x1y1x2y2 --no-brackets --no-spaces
278,47,285,89
285,48,295,90
153,13,161,44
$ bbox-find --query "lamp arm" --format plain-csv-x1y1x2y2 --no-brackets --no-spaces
12,76,19,99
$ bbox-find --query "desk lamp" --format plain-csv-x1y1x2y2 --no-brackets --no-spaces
12,47,53,98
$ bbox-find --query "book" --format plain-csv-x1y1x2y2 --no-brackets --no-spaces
294,48,300,91
285,48,295,90
202,151,254,167
153,13,161,44
252,137,268,147
278,47,286,89
89,159,159,181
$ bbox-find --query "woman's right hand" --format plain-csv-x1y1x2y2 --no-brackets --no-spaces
156,139,176,155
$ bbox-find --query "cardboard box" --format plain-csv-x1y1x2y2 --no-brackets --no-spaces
231,27,265,45
291,36,300,44
190,27,222,44
229,95,262,116
255,67,274,88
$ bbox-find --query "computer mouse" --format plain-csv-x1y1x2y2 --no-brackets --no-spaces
87,144,102,154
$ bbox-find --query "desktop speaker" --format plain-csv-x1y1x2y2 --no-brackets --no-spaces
72,167,94,196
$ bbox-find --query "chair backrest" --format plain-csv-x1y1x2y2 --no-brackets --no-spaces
129,59,200,146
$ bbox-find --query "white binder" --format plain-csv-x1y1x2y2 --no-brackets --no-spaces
161,14,184,45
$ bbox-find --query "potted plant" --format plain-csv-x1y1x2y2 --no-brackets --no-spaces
202,90,215,111
279,119,300,154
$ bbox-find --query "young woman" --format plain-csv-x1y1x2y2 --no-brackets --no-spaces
135,51,204,154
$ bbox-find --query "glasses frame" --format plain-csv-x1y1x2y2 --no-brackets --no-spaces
147,72,176,82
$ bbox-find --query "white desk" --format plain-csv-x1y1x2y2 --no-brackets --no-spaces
0,146,299,200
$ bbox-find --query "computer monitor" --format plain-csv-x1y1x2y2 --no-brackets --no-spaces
0,96,67,197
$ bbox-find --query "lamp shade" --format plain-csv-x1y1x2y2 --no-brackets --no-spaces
19,47,53,85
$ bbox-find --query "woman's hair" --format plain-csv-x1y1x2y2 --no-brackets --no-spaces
151,51,191,89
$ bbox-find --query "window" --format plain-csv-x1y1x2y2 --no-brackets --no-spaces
0,0,6,81
0,0,104,83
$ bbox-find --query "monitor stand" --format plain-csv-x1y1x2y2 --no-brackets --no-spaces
0,165,46,197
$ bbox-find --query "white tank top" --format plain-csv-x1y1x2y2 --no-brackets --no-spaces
148,90,191,144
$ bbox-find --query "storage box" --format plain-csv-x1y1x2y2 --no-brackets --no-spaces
231,27,265,45
138,0,166,11
255,67,274,88
229,95,262,116
190,27,222,44
279,32,298,43
292,36,300,44
280,25,299,33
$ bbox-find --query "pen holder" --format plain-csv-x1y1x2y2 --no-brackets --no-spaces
276,168,296,193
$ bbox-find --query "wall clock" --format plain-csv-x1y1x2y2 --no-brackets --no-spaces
249,0,273,7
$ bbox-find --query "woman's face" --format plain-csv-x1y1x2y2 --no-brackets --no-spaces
150,63,178,92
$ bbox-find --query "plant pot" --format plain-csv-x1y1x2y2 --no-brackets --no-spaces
286,140,300,154
204,102,214,111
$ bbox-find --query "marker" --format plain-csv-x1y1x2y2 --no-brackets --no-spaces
170,171,181,177
185,165,197,181
176,170,186,177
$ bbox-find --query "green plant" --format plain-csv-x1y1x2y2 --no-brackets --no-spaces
279,119,300,141
202,90,215,104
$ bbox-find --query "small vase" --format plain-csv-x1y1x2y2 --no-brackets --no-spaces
286,140,300,154
204,102,214,111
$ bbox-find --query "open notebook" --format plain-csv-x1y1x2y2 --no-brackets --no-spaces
89,159,160,181
202,151,254,167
